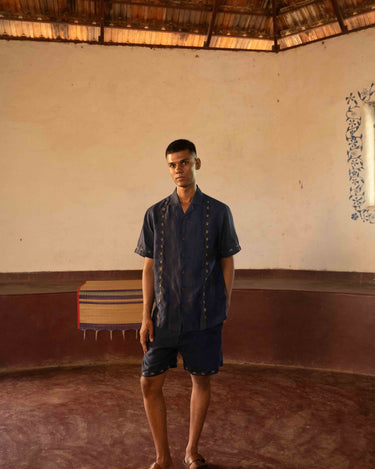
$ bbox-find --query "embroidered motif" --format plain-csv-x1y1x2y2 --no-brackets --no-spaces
346,82,375,223
201,198,211,327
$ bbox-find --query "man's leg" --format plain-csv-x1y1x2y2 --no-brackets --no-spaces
185,375,211,468
141,373,174,469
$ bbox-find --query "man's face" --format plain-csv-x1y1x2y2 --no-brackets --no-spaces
166,149,201,189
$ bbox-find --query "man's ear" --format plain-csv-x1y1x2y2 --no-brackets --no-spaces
195,158,201,170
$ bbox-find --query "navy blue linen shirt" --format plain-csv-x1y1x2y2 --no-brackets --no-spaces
135,187,241,332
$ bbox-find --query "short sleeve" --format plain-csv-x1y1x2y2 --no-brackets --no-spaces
135,209,154,258
218,205,241,258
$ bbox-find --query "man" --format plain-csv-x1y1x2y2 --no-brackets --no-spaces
135,139,241,469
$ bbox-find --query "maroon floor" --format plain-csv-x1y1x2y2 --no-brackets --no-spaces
0,362,375,469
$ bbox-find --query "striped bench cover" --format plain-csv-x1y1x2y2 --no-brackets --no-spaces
77,280,143,338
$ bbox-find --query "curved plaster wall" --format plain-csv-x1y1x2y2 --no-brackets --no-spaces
1,29,375,272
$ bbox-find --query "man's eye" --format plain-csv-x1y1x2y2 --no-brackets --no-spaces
181,160,188,166
170,164,176,168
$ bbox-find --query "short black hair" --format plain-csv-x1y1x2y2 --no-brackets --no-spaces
165,139,197,158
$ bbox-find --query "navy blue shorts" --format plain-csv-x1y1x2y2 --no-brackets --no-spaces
141,323,223,378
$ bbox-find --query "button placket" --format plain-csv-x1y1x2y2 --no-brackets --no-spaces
181,213,187,301
201,199,210,327
158,202,167,309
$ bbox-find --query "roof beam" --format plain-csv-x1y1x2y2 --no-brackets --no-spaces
272,0,280,52
330,0,348,33
99,0,105,43
204,0,220,48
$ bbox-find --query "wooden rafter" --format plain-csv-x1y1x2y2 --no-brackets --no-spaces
272,0,280,52
330,0,348,33
99,0,105,43
204,0,221,48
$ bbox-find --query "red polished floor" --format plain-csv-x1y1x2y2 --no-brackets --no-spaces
0,362,375,469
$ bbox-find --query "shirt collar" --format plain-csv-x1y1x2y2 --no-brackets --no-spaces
170,186,203,206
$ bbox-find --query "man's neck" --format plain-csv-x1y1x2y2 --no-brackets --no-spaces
177,184,197,208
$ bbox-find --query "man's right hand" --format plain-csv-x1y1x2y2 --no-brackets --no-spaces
140,317,154,354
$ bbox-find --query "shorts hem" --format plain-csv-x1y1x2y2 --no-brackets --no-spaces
141,364,177,378
184,366,220,376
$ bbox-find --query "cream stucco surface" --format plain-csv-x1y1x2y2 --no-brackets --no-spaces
1,30,375,272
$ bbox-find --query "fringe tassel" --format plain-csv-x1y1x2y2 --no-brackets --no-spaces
80,328,140,340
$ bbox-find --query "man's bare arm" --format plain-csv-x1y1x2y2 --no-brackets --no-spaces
220,256,234,314
140,257,155,353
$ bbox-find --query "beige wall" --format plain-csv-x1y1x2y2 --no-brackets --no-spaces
1,30,375,272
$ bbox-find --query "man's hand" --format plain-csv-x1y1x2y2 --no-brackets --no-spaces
140,317,154,354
